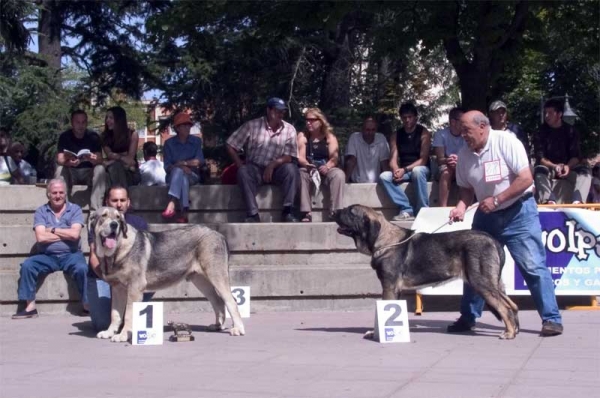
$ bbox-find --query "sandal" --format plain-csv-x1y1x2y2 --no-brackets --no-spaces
301,213,312,222
161,208,176,219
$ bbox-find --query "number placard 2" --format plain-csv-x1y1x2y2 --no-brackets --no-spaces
373,300,410,343
226,286,250,318
132,302,164,345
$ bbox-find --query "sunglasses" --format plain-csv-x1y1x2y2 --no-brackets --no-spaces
305,118,320,123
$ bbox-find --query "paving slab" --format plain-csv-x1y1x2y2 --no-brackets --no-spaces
0,309,598,398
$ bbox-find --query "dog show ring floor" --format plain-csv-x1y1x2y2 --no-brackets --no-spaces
1,309,598,398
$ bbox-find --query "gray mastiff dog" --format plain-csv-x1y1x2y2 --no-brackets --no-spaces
333,204,519,339
90,207,245,342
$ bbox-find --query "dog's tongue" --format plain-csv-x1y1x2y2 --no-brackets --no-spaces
103,238,117,249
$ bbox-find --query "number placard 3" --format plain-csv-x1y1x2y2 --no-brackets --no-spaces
373,300,410,343
226,286,250,318
132,302,164,345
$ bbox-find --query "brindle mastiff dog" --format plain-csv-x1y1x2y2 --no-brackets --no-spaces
333,205,519,339
90,207,245,342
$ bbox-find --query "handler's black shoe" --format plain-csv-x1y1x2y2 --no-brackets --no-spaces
540,321,563,336
446,317,475,333
12,309,39,319
281,213,298,223
244,214,261,223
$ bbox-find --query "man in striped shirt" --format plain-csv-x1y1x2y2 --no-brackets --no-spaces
226,98,299,222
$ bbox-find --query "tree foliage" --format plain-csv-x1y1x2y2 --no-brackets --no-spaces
0,0,597,173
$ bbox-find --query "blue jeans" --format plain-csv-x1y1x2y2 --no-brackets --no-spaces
167,167,200,209
379,166,430,215
18,253,88,305
87,276,155,332
459,197,562,325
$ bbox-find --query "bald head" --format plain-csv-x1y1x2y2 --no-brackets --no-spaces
459,111,490,152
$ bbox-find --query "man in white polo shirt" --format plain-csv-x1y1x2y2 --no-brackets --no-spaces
344,117,390,183
447,110,563,337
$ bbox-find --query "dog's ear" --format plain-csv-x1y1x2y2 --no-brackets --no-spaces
119,212,128,239
363,214,381,247
88,210,98,230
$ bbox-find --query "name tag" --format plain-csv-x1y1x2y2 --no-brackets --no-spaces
484,160,502,182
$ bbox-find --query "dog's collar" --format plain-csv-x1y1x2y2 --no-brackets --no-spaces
372,235,415,257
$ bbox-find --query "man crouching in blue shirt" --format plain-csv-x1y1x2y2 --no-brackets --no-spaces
87,185,153,332
13,178,88,319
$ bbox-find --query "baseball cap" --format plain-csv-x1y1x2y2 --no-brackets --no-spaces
489,100,507,112
267,97,288,110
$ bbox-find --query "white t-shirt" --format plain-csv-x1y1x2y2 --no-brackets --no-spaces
456,129,533,210
432,127,466,156
0,155,17,185
18,159,36,177
139,159,167,186
345,132,390,183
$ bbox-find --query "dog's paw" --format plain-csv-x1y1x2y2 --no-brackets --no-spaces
97,330,115,339
207,323,224,332
110,332,130,343
363,330,375,340
229,326,245,336
499,331,516,340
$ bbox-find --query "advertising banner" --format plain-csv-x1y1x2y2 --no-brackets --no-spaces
413,207,600,296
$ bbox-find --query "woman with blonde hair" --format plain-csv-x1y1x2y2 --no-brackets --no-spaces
297,108,345,222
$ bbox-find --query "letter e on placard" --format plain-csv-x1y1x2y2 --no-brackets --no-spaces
132,302,164,346
226,286,250,318
373,300,410,343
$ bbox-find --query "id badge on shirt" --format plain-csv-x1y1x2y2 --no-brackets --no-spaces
484,160,502,182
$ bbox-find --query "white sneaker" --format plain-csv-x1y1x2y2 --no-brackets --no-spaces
393,211,415,221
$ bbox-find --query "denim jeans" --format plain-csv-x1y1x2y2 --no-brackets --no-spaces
18,252,88,304
459,196,562,325
167,167,200,209
87,276,155,332
379,166,430,215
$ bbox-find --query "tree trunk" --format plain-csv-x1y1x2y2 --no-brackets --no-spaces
442,1,529,112
319,13,357,112
38,0,62,70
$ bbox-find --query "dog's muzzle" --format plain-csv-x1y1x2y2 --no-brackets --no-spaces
101,231,118,249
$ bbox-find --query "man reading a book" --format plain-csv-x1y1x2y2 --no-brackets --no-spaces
55,110,108,210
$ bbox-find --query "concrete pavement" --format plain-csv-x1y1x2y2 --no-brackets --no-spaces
1,309,599,398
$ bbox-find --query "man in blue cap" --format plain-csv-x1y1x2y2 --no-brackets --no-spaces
226,97,299,222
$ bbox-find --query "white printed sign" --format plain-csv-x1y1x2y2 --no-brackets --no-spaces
226,286,250,318
132,302,164,345
373,300,411,343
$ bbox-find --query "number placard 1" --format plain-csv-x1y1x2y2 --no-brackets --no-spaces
373,300,410,343
226,286,250,318
132,302,164,345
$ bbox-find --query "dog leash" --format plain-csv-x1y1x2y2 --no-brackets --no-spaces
372,203,479,257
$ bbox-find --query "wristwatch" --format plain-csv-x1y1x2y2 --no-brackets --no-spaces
51,227,56,234
493,196,500,208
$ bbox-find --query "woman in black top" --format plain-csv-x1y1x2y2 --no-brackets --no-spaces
102,106,139,187
297,108,345,222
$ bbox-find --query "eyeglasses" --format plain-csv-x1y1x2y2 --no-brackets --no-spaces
305,118,320,123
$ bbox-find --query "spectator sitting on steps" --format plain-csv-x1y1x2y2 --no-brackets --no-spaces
140,141,166,186
533,98,591,204
344,116,390,184
226,97,300,223
379,102,431,221
12,178,88,319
